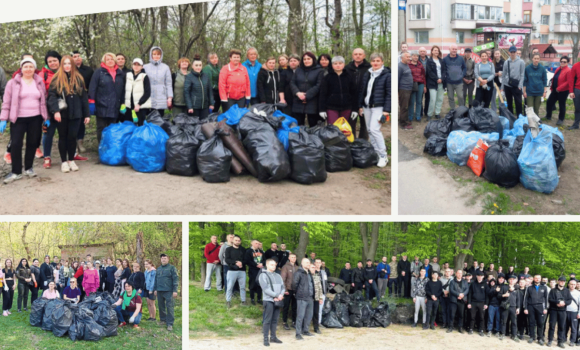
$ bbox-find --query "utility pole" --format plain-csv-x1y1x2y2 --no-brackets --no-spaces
398,0,406,46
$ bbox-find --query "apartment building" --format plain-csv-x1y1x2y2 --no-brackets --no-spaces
404,0,577,59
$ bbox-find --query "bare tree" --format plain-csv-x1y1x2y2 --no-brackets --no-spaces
360,222,379,262
562,2,580,64
294,223,310,262
21,222,32,261
286,0,304,54
453,222,484,269
352,0,364,47
325,0,343,55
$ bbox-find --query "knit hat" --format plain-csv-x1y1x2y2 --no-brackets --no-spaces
20,57,37,69
45,50,62,65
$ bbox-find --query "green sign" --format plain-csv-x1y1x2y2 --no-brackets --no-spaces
474,42,495,52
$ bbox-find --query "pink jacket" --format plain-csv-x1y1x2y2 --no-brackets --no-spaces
0,73,48,123
82,269,100,294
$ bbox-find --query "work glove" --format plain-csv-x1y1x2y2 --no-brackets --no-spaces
44,281,47,287
209,108,213,114
245,99,250,108
3,285,7,292
131,110,138,123
504,101,508,107
43,119,50,128
120,104,127,115
350,112,358,120
319,112,327,120
0,121,6,134
34,282,37,288
89,100,96,115
129,315,135,324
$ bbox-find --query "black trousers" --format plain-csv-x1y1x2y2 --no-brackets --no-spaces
422,89,430,117
518,306,528,337
546,90,569,121
501,306,518,336
224,98,245,112
30,284,40,305
2,281,14,311
193,109,210,120
292,112,321,127
10,115,43,175
212,90,222,113
427,299,439,327
475,86,494,108
96,116,116,144
470,301,485,331
56,117,82,162
528,304,547,341
441,296,451,326
354,281,364,292
566,311,579,343
450,301,465,329
106,280,115,294
504,85,523,117
282,290,297,324
572,89,580,127
398,275,411,298
17,282,30,310
262,301,281,339
248,269,262,302
312,299,320,330
548,309,567,343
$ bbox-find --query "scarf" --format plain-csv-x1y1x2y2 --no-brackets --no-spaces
365,65,385,106
101,62,118,82
121,289,136,310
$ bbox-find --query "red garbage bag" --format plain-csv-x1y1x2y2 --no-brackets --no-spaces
467,139,489,177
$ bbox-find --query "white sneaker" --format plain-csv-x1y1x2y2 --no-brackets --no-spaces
377,156,388,168
69,161,79,172
3,173,23,184
61,162,70,173
24,168,37,178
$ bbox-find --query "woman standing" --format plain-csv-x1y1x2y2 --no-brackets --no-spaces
144,259,157,321
127,262,145,295
523,53,547,116
219,49,251,111
41,281,60,299
121,259,131,290
0,58,48,184
30,259,40,304
105,258,116,294
319,56,358,125
318,54,332,76
124,58,151,126
88,53,125,143
113,259,124,298
490,50,505,111
16,259,32,312
475,51,496,108
40,255,53,291
172,57,191,116
545,56,570,125
257,57,285,105
290,52,324,126
53,263,61,296
202,53,221,113
47,55,90,173
82,261,99,296
411,268,429,329
278,54,289,71
358,53,390,169
143,47,173,116
408,51,426,122
280,54,300,116
59,260,72,288
184,55,215,119
116,53,131,74
63,278,81,303
425,46,446,120
2,259,15,316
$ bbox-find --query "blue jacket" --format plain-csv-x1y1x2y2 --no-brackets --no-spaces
242,59,262,98
524,63,547,97
145,268,156,291
105,266,117,284
377,262,390,279
442,55,466,85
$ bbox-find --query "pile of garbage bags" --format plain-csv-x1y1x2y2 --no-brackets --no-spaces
321,291,391,329
30,292,118,341
423,104,565,194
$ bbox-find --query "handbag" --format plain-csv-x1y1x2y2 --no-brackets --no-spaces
412,81,419,92
58,91,68,111
507,61,520,88
265,273,284,308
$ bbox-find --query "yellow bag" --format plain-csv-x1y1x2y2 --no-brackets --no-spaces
333,117,354,143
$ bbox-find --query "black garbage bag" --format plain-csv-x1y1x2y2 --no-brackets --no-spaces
335,302,350,326
201,112,220,123
424,110,454,138
351,139,379,168
468,103,503,135
552,134,566,168
454,106,469,119
83,317,105,341
288,129,327,185
165,124,182,137
173,113,200,125
482,142,520,188
352,290,364,302
30,298,50,327
42,298,65,331
452,116,475,132
52,301,74,337
239,110,282,138
146,110,171,132
188,124,206,142
196,129,232,183
424,135,447,156
361,301,375,327
94,302,118,337
322,298,333,315
322,310,343,328
348,302,363,327
512,135,525,158
100,292,117,306
498,103,517,129
305,124,344,147
325,140,352,172
166,129,201,176
369,302,391,328
68,314,85,341
243,126,291,182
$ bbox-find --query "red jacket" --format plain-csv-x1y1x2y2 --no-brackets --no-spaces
553,65,570,92
219,63,251,101
39,67,55,93
408,61,426,85
568,62,580,93
204,243,221,264
74,266,84,279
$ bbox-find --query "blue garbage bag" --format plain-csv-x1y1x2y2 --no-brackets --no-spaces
277,126,300,151
126,122,169,173
504,115,528,137
99,121,136,165
539,124,564,142
503,135,516,150
499,116,510,133
446,131,499,166
517,129,559,194
217,104,249,126
272,110,298,130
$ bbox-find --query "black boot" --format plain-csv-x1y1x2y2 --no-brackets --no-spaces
264,336,270,346
270,337,282,344
283,323,290,330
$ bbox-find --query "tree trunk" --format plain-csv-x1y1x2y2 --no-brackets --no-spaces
453,222,484,269
325,0,343,55
295,223,309,263
200,261,207,284
136,230,145,270
159,6,168,39
352,0,364,47
21,222,32,261
361,222,379,263
286,0,303,54
313,0,319,53
332,223,340,277
235,0,242,47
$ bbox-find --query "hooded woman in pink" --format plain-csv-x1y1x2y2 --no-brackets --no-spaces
82,262,100,296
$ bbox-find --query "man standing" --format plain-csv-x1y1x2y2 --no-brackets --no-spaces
468,271,488,336
203,235,222,292
411,256,421,281
313,259,327,332
518,267,531,281
388,256,398,297
463,48,475,107
448,269,469,333
219,234,234,293
258,259,285,346
440,268,453,329
339,262,353,294
245,240,264,305
51,256,59,269
264,243,280,265
425,270,443,330
377,256,390,300
501,45,526,117
418,47,430,118
517,279,529,340
363,259,380,301
525,274,549,345
398,255,411,298
468,260,479,276
345,48,371,139
547,276,572,347
398,42,409,62
353,261,365,293
153,254,179,331
242,47,262,106
398,52,413,130
488,264,498,281
309,252,316,265
321,262,330,278
422,258,432,279
293,258,315,340
502,275,521,342
281,254,298,330
72,50,93,155
278,244,290,269
225,235,248,308
443,44,466,109
430,257,441,277
566,279,580,347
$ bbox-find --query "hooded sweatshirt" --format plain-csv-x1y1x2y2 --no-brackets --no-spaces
143,46,173,109
501,56,526,90
259,269,286,302
82,268,100,295
242,59,262,98
523,63,547,96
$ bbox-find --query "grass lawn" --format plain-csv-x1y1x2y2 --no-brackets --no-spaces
0,289,182,350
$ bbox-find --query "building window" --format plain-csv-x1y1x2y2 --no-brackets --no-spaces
524,11,531,23
540,34,549,43
451,5,502,20
415,31,430,44
541,15,549,25
504,12,510,23
556,13,569,25
559,34,565,44
410,4,431,20
456,32,465,43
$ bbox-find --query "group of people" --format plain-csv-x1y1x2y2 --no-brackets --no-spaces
397,42,579,132
0,46,389,184
0,253,179,331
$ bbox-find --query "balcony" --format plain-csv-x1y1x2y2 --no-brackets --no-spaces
408,19,436,29
554,23,577,32
451,20,477,29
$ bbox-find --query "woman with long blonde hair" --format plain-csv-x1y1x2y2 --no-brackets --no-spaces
2,259,15,316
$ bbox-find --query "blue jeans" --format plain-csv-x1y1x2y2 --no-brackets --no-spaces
409,84,424,121
488,305,500,332
115,304,142,325
42,120,58,158
365,280,380,301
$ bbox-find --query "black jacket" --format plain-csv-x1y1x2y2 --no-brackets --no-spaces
358,67,391,113
425,280,443,299
518,287,527,308
47,75,90,120
98,267,107,288
292,267,314,300
184,70,214,110
353,267,365,283
468,280,489,304
263,249,279,264
40,263,53,284
345,59,372,96
524,284,549,310
77,64,94,91
243,248,264,273
548,286,572,311
279,68,294,109
88,67,125,119
339,268,353,284
397,259,411,277
493,58,505,87
278,251,289,269
319,70,358,112
127,271,145,291
425,57,447,90
225,245,246,271
488,283,509,306
449,278,469,304
290,64,324,114
257,68,282,104
506,285,521,309
363,266,378,281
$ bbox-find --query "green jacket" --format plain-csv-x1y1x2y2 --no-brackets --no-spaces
153,263,179,293
202,63,220,90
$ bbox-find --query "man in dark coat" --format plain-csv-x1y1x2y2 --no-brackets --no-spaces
244,240,264,305
397,255,411,298
345,48,371,139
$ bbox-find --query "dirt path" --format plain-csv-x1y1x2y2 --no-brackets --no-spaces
398,95,580,215
190,324,540,350
0,125,390,215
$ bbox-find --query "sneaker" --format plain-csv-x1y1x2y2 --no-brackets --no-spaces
251,299,256,305
560,343,566,349
270,337,282,344
118,322,126,327
500,334,504,340
303,332,314,337
241,301,248,306
403,124,413,130
422,324,428,330
73,154,88,161
296,334,304,341
17,309,21,313
23,308,27,311
556,120,564,126
283,323,290,330
315,328,321,334
487,331,492,337
263,339,270,347
540,340,545,346
548,341,553,347
513,336,520,343
568,125,579,130
133,324,140,329
571,342,575,347
458,328,464,334
412,323,417,328
377,156,388,168
3,173,22,184
167,325,173,331
226,302,231,309
479,331,484,337
528,338,534,344
24,168,37,178
3,152,11,164
446,328,453,333
2,311,7,316
430,325,435,330
61,162,70,173
69,161,79,172
35,148,43,158
43,157,51,169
